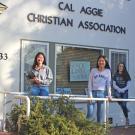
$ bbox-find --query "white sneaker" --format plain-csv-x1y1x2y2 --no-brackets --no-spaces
125,118,129,128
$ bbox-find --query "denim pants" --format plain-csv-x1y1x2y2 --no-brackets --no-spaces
31,85,49,96
114,90,128,118
87,90,105,123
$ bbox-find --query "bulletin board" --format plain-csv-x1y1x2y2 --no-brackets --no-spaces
70,61,90,81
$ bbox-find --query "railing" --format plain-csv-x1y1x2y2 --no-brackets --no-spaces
0,91,135,132
0,91,30,131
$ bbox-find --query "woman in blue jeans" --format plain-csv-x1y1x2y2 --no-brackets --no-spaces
29,52,53,96
87,55,112,123
113,63,131,127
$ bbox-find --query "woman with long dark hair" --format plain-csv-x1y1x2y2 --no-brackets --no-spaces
113,63,131,128
29,52,53,96
87,55,112,123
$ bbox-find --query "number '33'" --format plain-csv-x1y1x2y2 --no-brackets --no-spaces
0,53,8,60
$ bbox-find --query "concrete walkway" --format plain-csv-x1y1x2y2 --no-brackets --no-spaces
0,133,11,135
110,127,135,135
0,132,16,135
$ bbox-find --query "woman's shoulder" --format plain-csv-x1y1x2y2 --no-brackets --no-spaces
103,69,111,75
43,64,48,67
43,65,51,70
105,68,111,72
91,68,100,75
91,68,98,72
113,72,119,76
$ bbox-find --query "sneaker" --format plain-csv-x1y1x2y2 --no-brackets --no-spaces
125,118,129,128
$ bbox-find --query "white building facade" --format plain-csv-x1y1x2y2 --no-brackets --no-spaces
0,0,135,127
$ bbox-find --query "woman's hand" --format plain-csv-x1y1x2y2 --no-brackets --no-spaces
88,95,93,103
106,95,112,101
32,77,40,85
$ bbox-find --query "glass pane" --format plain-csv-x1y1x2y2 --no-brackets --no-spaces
56,45,103,94
21,40,48,93
111,51,127,76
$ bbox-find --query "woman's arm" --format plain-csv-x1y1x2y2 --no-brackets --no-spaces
107,70,112,97
113,80,121,93
121,81,131,92
88,69,93,97
40,67,53,85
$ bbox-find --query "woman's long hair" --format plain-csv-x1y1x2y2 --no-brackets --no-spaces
32,52,46,69
96,55,110,69
117,62,131,81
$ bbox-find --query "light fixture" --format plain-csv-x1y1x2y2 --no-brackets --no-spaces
0,3,7,14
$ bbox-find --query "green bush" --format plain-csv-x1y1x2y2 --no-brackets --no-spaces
6,96,109,135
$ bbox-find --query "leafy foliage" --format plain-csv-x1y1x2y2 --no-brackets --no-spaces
6,96,109,135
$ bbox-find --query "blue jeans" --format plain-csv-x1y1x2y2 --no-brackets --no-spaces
31,85,49,96
114,90,128,118
87,90,105,123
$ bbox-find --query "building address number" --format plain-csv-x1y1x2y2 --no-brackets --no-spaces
0,53,8,60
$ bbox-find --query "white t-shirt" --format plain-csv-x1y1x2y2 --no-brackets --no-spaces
88,68,111,96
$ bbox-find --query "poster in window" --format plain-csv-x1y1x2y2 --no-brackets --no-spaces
21,40,49,92
70,61,90,81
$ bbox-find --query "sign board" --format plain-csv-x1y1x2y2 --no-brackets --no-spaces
70,61,90,81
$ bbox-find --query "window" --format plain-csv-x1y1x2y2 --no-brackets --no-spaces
109,49,128,76
21,40,49,92
55,44,104,94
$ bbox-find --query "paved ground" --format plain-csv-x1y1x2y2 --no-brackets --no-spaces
110,127,135,135
0,133,11,135
0,132,16,135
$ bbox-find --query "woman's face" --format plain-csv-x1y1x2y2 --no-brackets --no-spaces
98,57,106,69
36,54,44,65
118,64,124,73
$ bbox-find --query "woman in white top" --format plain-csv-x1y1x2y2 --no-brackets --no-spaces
87,55,111,123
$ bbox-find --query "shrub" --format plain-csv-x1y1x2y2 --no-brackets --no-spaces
6,96,109,135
